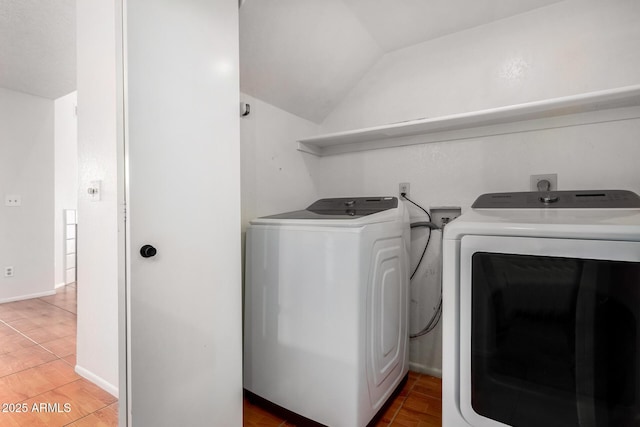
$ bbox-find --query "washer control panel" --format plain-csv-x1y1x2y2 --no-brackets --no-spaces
307,197,397,216
263,197,398,219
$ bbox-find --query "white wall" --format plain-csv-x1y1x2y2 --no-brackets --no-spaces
323,0,640,132
313,0,640,375
75,0,120,396
240,93,321,228
54,91,78,288
0,87,54,302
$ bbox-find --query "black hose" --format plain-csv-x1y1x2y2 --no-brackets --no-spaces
402,194,443,338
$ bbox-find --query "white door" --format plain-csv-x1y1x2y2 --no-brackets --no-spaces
123,0,242,425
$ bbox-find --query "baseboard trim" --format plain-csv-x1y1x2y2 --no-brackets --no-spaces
75,365,119,398
409,361,442,378
0,290,56,304
55,282,67,289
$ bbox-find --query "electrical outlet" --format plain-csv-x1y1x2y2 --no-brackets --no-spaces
399,182,410,198
4,195,21,207
4,266,14,277
530,174,557,192
430,207,462,229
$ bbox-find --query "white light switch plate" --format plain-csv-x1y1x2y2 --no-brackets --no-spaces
88,180,101,201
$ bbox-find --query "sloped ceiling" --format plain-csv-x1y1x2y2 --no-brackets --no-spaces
0,0,76,99
0,0,564,111
341,0,563,53
240,0,564,123
240,0,383,125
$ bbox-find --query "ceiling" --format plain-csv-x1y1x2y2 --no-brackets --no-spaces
240,0,563,123
0,0,76,99
0,0,562,113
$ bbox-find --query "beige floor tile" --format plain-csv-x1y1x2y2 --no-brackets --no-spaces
0,346,58,377
68,402,118,427
0,332,37,355
40,336,76,358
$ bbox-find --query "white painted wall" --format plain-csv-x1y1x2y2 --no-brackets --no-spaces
240,93,321,228
75,0,120,396
54,91,78,288
0,87,54,302
322,0,640,132
313,0,640,376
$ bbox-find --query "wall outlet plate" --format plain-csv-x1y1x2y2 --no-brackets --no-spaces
430,206,462,229
4,266,14,277
4,195,21,207
399,182,410,198
530,174,558,191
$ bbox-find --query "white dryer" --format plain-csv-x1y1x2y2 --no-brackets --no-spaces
244,197,410,426
443,190,640,427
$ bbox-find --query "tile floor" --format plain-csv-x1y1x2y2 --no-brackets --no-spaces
2,285,442,426
0,284,118,426
244,371,442,426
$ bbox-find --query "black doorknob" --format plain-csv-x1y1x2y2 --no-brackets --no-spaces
140,245,157,258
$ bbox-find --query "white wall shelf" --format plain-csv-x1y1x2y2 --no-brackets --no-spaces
297,85,640,157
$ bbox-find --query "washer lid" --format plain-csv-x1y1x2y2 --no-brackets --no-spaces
472,190,640,209
263,197,398,220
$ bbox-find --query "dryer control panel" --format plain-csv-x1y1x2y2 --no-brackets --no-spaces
472,190,640,209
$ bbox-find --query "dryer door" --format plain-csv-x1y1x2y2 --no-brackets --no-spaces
459,236,640,427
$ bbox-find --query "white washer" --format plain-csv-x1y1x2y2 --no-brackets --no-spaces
443,190,640,427
244,197,410,426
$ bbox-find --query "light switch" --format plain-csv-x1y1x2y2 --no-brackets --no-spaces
5,195,21,207
88,180,101,201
